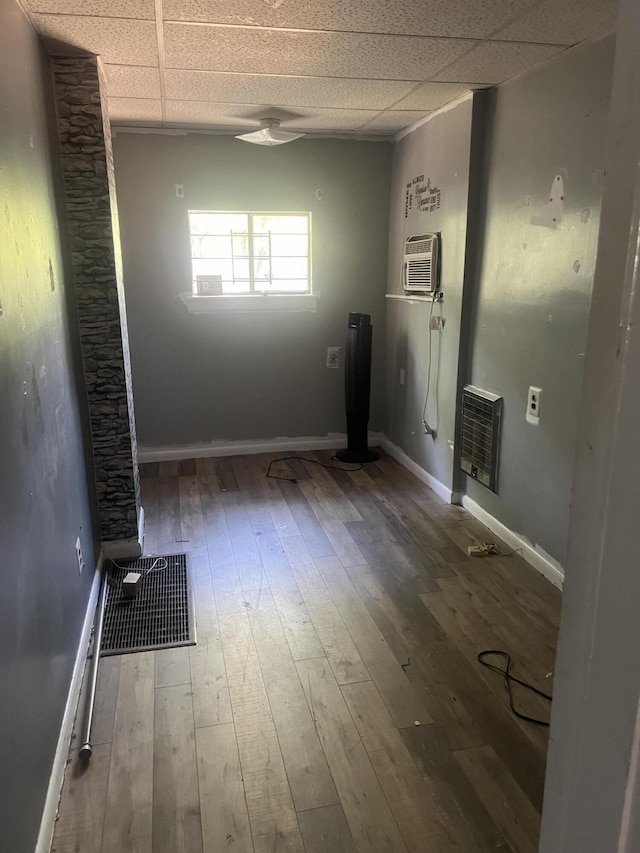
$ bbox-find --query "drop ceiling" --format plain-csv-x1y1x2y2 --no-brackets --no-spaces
25,0,617,137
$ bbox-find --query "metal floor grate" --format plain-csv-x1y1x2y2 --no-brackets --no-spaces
101,554,196,656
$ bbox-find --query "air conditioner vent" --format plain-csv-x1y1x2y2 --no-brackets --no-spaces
460,385,502,493
405,237,433,255
406,258,431,287
403,232,440,294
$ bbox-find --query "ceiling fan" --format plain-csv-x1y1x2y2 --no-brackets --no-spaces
235,117,305,146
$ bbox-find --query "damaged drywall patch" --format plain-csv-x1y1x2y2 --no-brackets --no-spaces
531,175,564,228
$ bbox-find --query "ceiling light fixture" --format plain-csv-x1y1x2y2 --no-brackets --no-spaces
235,117,304,146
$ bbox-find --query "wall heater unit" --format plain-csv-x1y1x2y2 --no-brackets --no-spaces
336,313,379,464
403,233,440,293
460,385,502,493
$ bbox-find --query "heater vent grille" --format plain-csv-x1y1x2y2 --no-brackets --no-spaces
460,385,502,493
101,554,195,655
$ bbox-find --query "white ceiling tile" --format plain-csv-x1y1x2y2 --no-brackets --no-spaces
164,102,257,127
164,101,381,131
28,0,154,18
358,110,429,132
163,24,472,80
33,15,158,66
493,0,617,45
392,81,476,111
432,40,565,84
164,70,415,110
108,97,162,122
104,65,161,99
162,0,536,40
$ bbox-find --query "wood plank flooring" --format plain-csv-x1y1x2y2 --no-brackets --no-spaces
52,450,560,853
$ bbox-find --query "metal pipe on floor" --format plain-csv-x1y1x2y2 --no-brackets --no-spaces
79,570,108,761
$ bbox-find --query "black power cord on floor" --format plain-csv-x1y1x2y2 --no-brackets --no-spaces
478,650,552,727
266,455,363,483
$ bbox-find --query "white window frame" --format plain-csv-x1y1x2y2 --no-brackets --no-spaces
187,210,312,297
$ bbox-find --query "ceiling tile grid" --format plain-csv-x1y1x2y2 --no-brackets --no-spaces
163,100,382,131
109,97,163,121
104,65,162,99
359,110,434,132
432,40,565,84
163,70,416,111
162,25,474,80
26,0,616,136
33,14,159,66
29,0,154,18
392,80,481,111
492,0,618,46
161,0,537,40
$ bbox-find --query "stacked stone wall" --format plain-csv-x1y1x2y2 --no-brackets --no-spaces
52,55,140,541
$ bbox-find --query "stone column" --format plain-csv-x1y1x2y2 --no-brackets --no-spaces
52,55,141,550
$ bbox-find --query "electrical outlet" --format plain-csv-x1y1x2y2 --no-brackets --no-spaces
75,536,85,574
399,368,405,386
526,386,542,424
326,347,340,368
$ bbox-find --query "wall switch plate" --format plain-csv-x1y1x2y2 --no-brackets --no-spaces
326,347,340,368
75,536,84,574
526,386,542,424
429,315,445,330
399,367,405,385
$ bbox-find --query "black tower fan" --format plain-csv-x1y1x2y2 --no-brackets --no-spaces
336,313,380,464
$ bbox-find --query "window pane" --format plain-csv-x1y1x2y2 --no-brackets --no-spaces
259,279,309,293
270,234,308,256
222,281,251,294
270,257,308,279
253,235,270,257
254,258,271,282
192,258,233,281
233,259,250,279
191,235,231,258
189,212,311,297
253,215,308,235
189,212,247,234
232,233,249,256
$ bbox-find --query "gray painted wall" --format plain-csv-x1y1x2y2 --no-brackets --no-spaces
112,133,391,449
0,4,99,851
385,98,474,490
465,36,615,564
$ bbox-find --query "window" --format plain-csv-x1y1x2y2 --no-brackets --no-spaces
188,211,311,295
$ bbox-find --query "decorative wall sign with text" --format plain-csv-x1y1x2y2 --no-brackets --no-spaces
405,175,441,218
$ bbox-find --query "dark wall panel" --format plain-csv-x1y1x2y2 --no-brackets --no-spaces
0,3,99,851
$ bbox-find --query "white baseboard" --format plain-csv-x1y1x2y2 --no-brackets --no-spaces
102,505,145,560
138,432,384,464
461,495,565,589
35,551,104,853
378,436,456,504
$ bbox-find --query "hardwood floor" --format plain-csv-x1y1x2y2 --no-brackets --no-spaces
52,450,560,853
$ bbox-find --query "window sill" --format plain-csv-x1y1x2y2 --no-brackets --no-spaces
179,292,318,314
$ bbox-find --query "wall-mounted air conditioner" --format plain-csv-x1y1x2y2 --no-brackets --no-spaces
403,233,440,294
